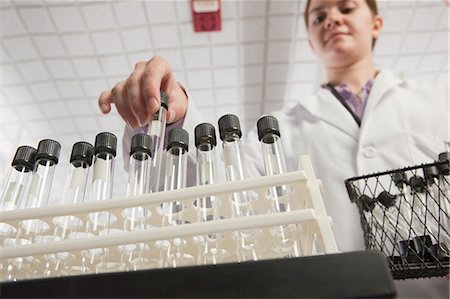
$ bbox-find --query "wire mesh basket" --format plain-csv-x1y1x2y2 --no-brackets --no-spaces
345,160,450,279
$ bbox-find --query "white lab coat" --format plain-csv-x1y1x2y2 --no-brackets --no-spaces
179,70,449,298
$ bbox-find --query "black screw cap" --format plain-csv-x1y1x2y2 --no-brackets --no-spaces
393,171,407,189
218,114,242,141
409,176,426,193
257,115,281,142
12,146,37,171
130,133,152,157
195,123,217,148
36,139,61,165
423,165,439,186
359,194,376,212
377,191,396,208
437,152,450,175
160,90,169,110
94,132,117,157
167,128,189,152
70,142,94,167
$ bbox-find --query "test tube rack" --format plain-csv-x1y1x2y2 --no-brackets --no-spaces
0,155,338,281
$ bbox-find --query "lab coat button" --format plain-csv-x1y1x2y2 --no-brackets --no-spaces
362,147,377,159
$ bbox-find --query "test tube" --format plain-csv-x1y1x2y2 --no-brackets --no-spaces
257,115,301,257
160,128,194,267
0,146,37,240
54,142,94,239
19,139,61,243
147,91,169,193
218,114,261,261
194,123,224,264
122,133,154,270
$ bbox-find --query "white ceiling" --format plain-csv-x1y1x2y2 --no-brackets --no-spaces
0,0,448,203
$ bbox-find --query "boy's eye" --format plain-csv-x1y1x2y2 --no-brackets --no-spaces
340,7,354,14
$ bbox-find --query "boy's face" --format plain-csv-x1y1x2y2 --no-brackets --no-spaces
306,0,382,68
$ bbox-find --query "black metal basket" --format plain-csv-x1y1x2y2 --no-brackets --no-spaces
345,160,450,280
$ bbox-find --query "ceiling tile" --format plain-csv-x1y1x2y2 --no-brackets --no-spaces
33,35,66,57
3,36,39,60
179,23,209,47
174,0,191,22
1,105,19,123
296,17,308,39
294,40,316,62
14,102,45,121
383,8,413,33
409,6,441,31
373,34,402,55
81,2,116,31
1,64,22,85
418,53,447,72
214,68,239,87
72,57,103,77
183,47,211,69
19,6,55,33
65,99,95,116
263,101,284,114
187,69,213,89
155,49,184,70
16,60,50,82
81,79,109,97
292,63,317,81
268,0,298,15
239,0,267,17
0,8,27,37
287,82,315,101
267,42,292,63
394,56,420,74
265,83,287,100
40,101,70,118
215,87,240,104
151,25,180,49
1,123,25,141
241,85,263,104
221,0,238,19
121,27,152,52
212,45,238,67
144,1,176,25
240,18,265,42
210,20,238,45
240,43,264,65
45,59,76,79
50,118,77,134
49,5,86,32
29,81,59,101
2,85,34,104
240,65,264,85
400,33,429,54
73,116,100,133
195,106,216,126
97,114,124,131
428,31,448,52
188,89,214,107
268,16,296,40
100,55,130,76
113,1,147,27
55,80,85,98
92,30,123,55
62,34,95,56
266,64,289,83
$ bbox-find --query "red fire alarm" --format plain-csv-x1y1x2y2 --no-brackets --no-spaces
191,0,221,32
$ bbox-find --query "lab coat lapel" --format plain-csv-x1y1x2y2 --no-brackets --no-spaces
300,88,359,140
361,70,404,128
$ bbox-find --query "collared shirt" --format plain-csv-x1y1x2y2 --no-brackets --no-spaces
322,79,374,121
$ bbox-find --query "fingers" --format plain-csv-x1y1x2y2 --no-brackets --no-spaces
111,80,138,129
166,82,188,124
142,56,172,115
98,90,113,114
127,62,149,127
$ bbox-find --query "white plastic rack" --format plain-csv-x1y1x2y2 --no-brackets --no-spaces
0,155,338,281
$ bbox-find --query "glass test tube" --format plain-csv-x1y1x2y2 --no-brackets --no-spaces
0,146,37,241
194,123,225,265
257,115,301,257
218,114,261,262
85,132,124,273
1,146,36,281
160,128,194,267
122,133,154,270
19,139,61,243
53,142,94,276
147,91,169,193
